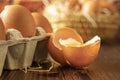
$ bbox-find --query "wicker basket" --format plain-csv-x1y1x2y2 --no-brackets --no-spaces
44,8,120,41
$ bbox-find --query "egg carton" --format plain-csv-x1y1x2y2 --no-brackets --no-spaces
3,27,50,70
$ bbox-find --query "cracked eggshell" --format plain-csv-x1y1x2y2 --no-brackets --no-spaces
0,5,36,37
48,27,83,65
61,36,101,68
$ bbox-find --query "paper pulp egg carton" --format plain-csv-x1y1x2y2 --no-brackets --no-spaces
3,27,50,70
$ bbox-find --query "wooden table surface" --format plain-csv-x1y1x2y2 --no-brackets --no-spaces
0,40,120,80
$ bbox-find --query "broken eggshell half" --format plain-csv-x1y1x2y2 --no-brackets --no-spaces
48,27,83,65
60,35,101,68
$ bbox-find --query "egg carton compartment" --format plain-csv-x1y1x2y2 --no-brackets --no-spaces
32,27,51,66
3,27,50,70
0,40,23,76
0,41,10,76
33,37,49,63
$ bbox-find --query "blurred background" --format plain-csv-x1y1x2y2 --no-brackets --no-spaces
0,0,120,42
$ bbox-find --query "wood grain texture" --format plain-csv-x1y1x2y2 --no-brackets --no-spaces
0,41,120,80
87,41,120,80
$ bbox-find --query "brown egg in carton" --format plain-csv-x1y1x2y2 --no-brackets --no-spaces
0,27,50,76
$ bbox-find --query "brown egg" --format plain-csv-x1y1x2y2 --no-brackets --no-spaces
13,0,45,12
0,18,6,40
0,1,10,12
31,12,53,33
82,0,99,15
99,0,117,14
69,0,81,10
0,5,36,37
48,27,83,65
60,36,101,68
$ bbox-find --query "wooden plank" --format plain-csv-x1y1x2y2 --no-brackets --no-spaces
87,42,120,80
60,66,74,80
59,66,90,80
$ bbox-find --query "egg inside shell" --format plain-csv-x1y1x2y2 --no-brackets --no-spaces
0,5,36,37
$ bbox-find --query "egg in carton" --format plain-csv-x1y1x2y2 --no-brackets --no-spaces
4,27,50,70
